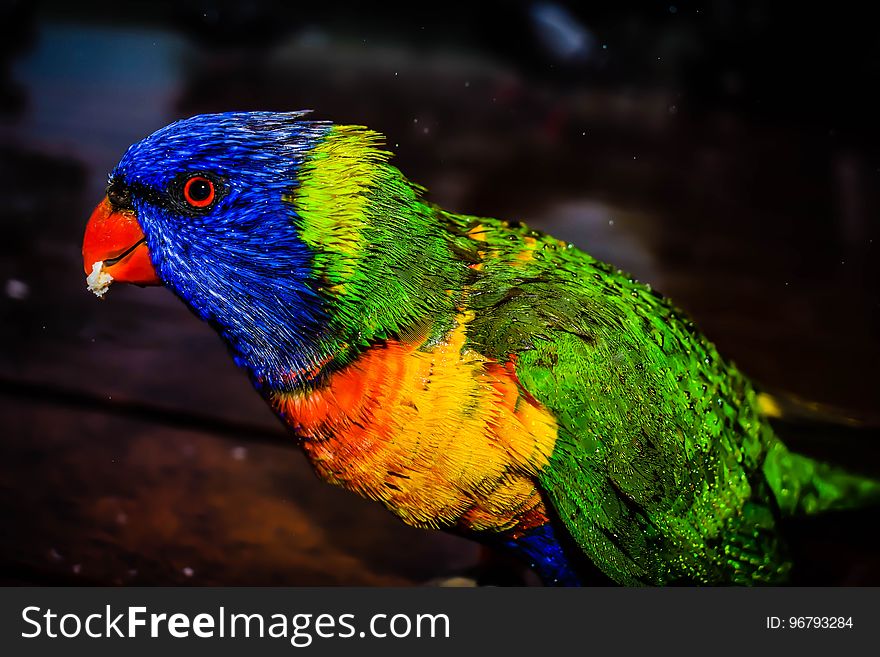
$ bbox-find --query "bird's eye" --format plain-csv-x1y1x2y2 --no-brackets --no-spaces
182,175,216,208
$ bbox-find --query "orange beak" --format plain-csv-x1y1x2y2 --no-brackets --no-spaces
82,196,161,285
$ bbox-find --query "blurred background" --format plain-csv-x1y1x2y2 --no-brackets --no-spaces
1,0,878,585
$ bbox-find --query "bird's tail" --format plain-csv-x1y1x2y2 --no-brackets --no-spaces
763,442,880,515
758,391,880,516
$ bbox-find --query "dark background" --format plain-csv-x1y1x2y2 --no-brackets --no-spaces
0,0,878,585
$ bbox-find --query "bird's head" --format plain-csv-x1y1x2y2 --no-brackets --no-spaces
82,111,336,388
82,111,466,391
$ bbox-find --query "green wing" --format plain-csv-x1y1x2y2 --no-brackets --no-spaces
462,219,791,585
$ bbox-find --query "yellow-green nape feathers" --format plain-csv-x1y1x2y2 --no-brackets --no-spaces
289,125,465,350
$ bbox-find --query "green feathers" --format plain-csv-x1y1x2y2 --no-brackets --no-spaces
292,123,877,584
291,126,466,355
452,217,785,583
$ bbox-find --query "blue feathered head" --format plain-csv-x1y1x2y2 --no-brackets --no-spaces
83,111,333,389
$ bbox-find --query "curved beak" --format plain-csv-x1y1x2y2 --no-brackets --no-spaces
82,196,160,288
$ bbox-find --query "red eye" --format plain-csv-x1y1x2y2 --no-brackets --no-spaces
183,176,215,208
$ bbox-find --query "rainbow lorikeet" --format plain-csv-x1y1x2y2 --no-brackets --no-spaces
82,112,879,586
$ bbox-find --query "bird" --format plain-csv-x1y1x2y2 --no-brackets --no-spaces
82,111,879,586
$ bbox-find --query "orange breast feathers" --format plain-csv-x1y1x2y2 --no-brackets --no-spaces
270,316,559,535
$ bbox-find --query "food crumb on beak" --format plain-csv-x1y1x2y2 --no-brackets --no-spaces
86,261,114,298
